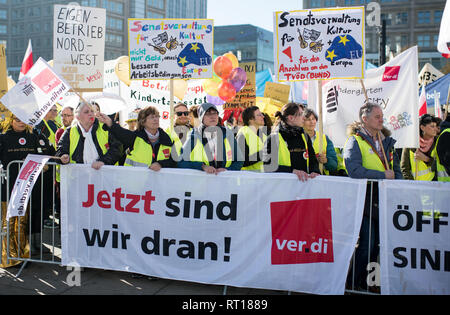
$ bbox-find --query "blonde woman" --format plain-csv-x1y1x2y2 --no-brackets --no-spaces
0,115,54,267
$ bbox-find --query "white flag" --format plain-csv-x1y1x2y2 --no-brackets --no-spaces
434,91,442,119
7,155,51,220
0,58,71,127
437,0,450,58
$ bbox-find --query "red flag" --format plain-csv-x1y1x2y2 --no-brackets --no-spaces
418,86,427,116
19,40,33,80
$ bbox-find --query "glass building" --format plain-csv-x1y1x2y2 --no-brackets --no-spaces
214,25,274,73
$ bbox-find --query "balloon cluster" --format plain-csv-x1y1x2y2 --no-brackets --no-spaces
203,52,247,106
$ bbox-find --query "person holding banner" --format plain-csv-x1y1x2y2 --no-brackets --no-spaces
400,114,437,181
434,115,450,181
178,102,243,174
0,115,54,267
302,108,338,175
343,102,402,291
96,106,176,170
236,106,267,172
57,102,122,169
263,103,320,181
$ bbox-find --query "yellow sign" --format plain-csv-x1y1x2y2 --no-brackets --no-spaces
264,82,291,104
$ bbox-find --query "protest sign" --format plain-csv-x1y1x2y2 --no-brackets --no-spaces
0,58,71,127
273,7,365,82
264,81,291,104
61,165,366,295
128,19,214,80
120,78,207,130
223,62,256,109
7,155,51,220
53,4,106,91
379,180,450,295
315,46,419,148
418,63,444,90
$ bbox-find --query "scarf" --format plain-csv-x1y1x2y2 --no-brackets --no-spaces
78,122,99,164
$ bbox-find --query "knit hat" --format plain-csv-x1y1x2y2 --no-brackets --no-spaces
197,102,218,124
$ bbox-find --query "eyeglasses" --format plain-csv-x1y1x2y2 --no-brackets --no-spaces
176,111,189,117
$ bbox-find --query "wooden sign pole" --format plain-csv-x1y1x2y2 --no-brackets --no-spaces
317,81,324,174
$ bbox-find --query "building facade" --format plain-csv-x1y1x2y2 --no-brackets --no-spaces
302,0,447,70
214,24,274,73
5,0,206,80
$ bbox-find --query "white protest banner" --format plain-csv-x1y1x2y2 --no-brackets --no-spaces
128,19,214,80
121,78,207,130
53,4,106,91
0,58,71,127
273,7,365,82
379,180,450,295
61,165,366,295
319,46,419,148
7,155,51,220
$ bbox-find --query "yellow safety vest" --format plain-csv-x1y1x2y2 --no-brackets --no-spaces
277,132,310,171
69,123,109,164
409,150,435,181
43,119,61,149
124,136,172,167
433,128,450,182
335,148,346,173
312,133,329,175
237,126,267,172
166,126,191,156
190,136,233,168
345,134,393,172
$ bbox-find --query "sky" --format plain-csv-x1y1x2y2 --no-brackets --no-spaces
207,0,304,32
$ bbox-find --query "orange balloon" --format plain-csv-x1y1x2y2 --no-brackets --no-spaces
214,56,233,80
218,81,236,102
223,52,239,69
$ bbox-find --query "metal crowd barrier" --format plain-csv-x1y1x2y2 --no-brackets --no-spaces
0,160,381,295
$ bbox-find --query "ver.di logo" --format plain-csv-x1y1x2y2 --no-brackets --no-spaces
270,199,334,265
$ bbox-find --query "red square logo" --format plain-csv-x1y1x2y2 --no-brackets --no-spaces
32,68,61,94
163,148,170,158
19,161,39,180
382,66,401,81
270,199,334,265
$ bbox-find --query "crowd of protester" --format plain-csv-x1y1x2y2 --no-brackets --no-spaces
1,99,449,292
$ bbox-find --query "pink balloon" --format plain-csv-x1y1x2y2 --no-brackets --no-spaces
228,67,247,92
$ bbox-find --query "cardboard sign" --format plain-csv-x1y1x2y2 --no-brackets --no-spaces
53,4,106,91
128,19,214,80
274,7,365,82
264,82,291,104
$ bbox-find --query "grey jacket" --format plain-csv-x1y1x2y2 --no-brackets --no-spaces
343,122,402,180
